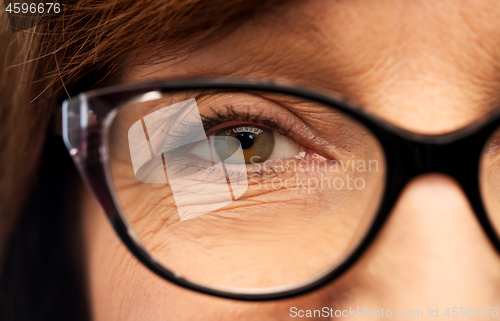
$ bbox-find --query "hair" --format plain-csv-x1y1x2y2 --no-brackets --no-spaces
0,0,286,319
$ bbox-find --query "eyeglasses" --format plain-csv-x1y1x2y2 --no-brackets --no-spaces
62,78,500,301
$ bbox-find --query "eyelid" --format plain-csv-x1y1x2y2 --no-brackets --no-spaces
150,91,353,161
195,92,334,158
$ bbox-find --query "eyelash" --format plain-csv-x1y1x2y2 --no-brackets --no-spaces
201,105,292,138
159,104,294,157
159,104,302,180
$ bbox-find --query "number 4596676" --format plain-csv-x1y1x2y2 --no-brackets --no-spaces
6,2,61,14
444,307,498,318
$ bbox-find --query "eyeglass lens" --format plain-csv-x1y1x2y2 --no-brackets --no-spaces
106,89,388,290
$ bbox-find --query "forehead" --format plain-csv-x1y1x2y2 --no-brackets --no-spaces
125,0,500,133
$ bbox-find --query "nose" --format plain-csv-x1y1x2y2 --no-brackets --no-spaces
308,174,500,317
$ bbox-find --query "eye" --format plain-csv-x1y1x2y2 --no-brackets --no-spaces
189,124,300,165
213,125,274,164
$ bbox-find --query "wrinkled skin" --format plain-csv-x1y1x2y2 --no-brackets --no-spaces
83,0,500,320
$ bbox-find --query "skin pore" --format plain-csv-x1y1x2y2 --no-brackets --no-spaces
82,0,500,320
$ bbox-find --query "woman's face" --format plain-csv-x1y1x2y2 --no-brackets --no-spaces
82,0,500,319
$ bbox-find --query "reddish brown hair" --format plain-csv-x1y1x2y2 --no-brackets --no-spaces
0,0,285,318
0,0,285,260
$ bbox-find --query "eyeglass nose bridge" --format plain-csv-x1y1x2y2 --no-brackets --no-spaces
407,141,476,176
376,131,491,227
369,129,500,253
386,130,487,181
383,129,500,233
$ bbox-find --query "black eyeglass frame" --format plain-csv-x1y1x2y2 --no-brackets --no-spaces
62,78,500,301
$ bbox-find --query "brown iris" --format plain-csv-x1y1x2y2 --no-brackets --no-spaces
214,125,274,164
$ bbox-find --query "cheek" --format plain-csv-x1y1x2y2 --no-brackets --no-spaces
81,186,364,320
107,157,383,289
81,188,288,320
83,189,181,320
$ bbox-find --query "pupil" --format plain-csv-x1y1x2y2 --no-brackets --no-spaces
237,133,255,150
